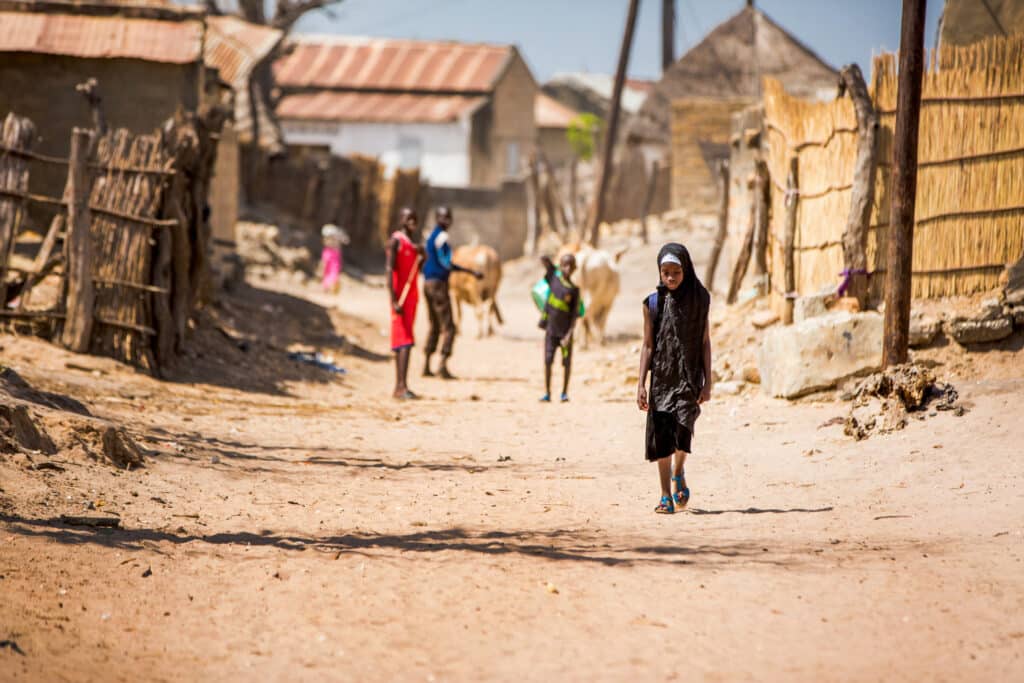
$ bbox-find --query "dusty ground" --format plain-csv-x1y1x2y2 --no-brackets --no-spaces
1,224,1023,682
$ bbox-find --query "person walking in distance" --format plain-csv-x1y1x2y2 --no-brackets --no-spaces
422,206,483,379
637,243,712,514
387,208,424,399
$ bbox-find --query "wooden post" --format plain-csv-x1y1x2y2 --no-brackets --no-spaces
727,176,759,304
60,128,95,353
538,153,571,237
588,0,640,246
704,160,730,289
840,63,879,309
526,152,541,255
661,0,675,72
782,155,799,324
639,160,660,245
752,159,770,291
883,0,927,368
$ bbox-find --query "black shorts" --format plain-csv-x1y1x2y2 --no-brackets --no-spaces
674,423,692,453
544,333,572,367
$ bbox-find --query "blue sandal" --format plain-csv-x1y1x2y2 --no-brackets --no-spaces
672,474,690,509
655,495,675,514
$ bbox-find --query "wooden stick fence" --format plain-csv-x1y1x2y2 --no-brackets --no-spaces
0,107,223,374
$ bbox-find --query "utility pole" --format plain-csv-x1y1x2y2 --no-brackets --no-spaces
883,0,927,367
661,0,675,72
588,0,641,246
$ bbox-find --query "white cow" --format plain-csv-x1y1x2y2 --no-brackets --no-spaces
557,243,625,347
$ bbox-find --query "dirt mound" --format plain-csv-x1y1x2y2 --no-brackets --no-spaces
844,364,961,440
0,367,143,468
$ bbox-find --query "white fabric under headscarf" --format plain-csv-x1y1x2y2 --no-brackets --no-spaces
659,253,682,267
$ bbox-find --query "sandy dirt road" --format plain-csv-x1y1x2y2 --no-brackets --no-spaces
1,228,1023,682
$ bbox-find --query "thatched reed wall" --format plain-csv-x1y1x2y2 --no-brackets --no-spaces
762,33,1024,311
671,97,753,214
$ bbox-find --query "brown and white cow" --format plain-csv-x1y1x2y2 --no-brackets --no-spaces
557,242,626,347
450,245,504,338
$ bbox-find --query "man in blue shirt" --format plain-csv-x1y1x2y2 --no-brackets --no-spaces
422,206,483,379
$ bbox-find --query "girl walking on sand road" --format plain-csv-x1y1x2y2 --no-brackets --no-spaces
636,243,712,514
387,208,424,400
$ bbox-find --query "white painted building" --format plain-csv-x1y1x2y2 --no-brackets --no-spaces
274,35,538,189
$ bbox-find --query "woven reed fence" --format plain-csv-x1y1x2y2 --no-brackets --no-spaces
0,109,222,374
762,33,1024,312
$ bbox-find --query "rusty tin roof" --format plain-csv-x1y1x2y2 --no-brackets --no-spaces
534,92,578,129
0,10,203,63
274,36,515,94
277,91,487,124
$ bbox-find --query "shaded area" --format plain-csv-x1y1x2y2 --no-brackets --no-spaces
2,515,814,568
163,281,387,396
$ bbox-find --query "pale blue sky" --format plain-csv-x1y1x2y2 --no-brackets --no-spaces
295,0,944,83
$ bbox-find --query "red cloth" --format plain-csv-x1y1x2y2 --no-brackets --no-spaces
390,231,419,350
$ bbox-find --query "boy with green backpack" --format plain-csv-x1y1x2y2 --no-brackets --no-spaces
537,253,581,403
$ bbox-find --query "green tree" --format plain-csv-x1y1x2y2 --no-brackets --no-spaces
566,113,602,162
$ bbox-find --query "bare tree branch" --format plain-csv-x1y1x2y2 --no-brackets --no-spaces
272,0,344,31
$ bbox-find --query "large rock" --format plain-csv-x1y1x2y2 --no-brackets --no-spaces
759,312,883,399
1012,306,1024,327
909,314,941,347
946,316,1013,345
793,291,832,323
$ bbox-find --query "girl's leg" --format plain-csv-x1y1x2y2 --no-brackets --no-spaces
394,347,410,396
657,456,672,497
673,450,688,481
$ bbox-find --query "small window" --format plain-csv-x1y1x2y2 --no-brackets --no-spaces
398,136,423,169
505,141,520,177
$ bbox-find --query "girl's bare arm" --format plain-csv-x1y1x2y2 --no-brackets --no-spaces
637,304,654,411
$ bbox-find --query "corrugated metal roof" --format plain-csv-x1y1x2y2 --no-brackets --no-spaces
204,15,281,85
277,91,486,124
0,11,203,63
205,15,283,151
535,92,578,129
274,36,513,93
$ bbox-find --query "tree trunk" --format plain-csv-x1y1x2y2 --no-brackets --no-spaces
704,160,730,290
588,0,640,246
839,63,879,309
883,0,927,368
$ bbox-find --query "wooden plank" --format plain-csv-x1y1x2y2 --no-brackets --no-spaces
60,128,95,353
17,214,64,311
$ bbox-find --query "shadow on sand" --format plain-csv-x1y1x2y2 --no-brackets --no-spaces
1,515,811,568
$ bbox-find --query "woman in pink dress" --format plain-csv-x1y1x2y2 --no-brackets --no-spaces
319,224,348,294
387,208,423,399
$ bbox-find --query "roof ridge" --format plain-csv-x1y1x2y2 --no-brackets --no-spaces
288,33,514,52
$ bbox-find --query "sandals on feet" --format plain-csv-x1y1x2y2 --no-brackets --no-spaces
655,495,675,514
560,393,569,403
672,474,690,509
540,394,551,403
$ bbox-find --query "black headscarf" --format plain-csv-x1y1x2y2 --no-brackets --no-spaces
645,243,711,461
